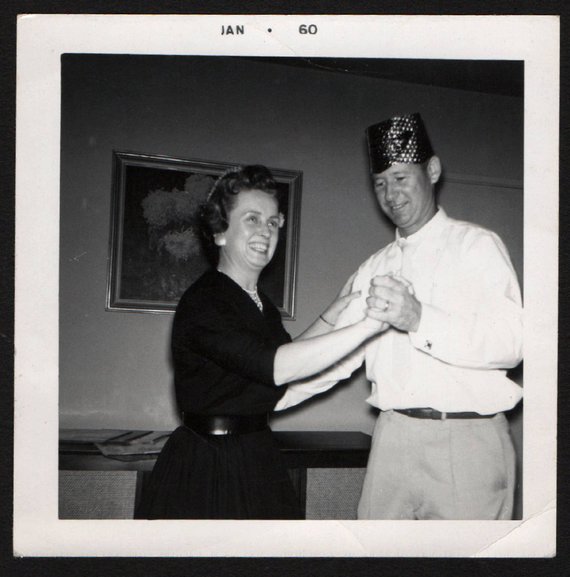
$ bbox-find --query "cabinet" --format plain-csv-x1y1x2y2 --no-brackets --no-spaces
59,430,371,520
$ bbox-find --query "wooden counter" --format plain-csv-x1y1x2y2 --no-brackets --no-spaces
59,429,371,519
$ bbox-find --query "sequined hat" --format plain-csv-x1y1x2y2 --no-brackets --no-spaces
366,113,434,174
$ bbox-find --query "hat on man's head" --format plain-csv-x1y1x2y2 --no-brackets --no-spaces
366,113,434,174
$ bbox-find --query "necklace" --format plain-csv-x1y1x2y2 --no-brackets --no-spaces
217,268,263,312
243,286,263,312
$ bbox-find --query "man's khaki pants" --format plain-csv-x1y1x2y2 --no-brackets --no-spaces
357,410,516,520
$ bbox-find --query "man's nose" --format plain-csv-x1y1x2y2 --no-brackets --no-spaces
384,184,398,201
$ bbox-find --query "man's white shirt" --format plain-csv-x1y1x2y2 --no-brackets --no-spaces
276,208,523,414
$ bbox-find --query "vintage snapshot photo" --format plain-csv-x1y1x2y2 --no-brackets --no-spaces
14,14,558,556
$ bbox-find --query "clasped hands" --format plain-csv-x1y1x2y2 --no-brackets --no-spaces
320,271,421,335
365,274,422,333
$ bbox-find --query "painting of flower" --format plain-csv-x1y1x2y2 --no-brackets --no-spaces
107,152,302,317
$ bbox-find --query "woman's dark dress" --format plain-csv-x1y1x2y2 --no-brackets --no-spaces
135,270,301,519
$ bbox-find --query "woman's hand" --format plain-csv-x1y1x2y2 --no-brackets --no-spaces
319,271,361,326
295,272,363,341
362,309,391,334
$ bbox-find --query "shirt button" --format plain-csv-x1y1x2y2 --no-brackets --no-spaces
424,340,432,350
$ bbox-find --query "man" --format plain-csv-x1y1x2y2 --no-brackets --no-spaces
277,113,523,520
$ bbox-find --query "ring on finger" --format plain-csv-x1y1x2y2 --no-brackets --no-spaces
383,300,390,312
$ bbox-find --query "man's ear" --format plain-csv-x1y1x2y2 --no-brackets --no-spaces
427,156,442,184
214,233,226,246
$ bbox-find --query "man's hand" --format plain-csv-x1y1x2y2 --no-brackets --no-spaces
366,274,422,332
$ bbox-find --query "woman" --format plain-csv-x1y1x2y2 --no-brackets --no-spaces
135,165,387,519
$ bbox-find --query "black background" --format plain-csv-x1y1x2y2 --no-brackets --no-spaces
1,1,568,576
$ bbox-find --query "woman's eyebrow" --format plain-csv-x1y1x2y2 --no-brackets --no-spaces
242,210,280,218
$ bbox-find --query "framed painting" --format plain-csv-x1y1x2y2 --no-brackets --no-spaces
106,151,302,318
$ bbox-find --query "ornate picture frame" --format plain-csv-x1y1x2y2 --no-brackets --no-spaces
106,151,302,318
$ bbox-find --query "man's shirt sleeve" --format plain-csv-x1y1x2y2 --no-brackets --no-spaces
409,230,523,369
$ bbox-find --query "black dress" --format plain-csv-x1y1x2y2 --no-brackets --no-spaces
135,270,301,519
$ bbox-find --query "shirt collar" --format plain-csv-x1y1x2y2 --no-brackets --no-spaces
395,207,447,246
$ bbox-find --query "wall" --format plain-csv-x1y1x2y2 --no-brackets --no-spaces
60,55,523,435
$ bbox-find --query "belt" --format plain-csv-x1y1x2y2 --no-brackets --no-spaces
394,408,495,420
183,413,269,435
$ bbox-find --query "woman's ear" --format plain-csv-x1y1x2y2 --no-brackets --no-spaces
427,156,442,184
214,233,226,247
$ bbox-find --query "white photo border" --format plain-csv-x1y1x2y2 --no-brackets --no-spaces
14,14,559,557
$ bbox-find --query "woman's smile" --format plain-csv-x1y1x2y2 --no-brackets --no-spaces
249,241,270,254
